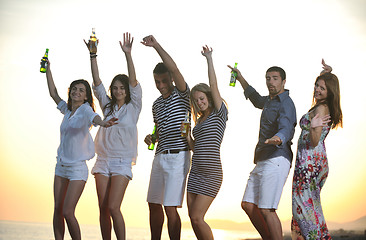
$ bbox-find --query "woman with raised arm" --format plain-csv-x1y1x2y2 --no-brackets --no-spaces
84,32,142,240
291,59,343,240
45,60,116,240
184,46,228,240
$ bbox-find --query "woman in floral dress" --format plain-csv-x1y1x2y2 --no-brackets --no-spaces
291,60,343,240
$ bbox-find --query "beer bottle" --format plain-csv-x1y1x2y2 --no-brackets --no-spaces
89,28,98,54
40,48,49,73
181,110,190,137
229,62,238,87
148,125,157,150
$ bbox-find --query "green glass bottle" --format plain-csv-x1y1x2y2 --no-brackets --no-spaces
148,125,157,150
40,48,49,73
229,62,238,87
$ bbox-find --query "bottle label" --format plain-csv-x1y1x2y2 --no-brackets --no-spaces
229,73,236,86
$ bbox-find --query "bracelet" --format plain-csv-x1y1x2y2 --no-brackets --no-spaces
90,53,97,58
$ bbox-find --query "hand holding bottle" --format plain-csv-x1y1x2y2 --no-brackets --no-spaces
146,125,158,150
229,63,238,87
40,48,49,73
83,28,98,54
227,65,249,89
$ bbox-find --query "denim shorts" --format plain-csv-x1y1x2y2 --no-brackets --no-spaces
91,157,133,180
55,161,88,181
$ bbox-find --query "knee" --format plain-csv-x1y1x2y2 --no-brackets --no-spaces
108,204,121,217
188,211,203,226
241,201,252,214
62,208,75,220
259,208,275,218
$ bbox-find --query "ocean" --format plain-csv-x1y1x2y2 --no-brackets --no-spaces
0,220,260,240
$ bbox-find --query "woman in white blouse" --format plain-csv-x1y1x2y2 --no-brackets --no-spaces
45,60,116,240
84,32,142,240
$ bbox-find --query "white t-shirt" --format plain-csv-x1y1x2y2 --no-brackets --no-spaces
93,82,142,164
57,100,98,165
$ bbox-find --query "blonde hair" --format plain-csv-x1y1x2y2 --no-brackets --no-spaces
190,83,213,123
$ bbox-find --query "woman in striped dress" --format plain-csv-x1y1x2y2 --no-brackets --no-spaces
184,45,228,240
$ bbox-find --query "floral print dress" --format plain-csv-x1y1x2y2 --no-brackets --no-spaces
291,112,332,240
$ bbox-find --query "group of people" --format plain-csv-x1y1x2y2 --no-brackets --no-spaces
44,32,342,240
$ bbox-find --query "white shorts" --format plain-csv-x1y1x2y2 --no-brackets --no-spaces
242,156,290,209
55,161,88,181
91,157,133,180
147,151,191,207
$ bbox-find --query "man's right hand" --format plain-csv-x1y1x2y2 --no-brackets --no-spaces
144,134,153,145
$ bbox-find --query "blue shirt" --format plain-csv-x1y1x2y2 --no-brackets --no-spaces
244,86,297,164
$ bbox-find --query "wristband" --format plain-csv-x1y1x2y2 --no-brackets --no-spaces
90,53,97,58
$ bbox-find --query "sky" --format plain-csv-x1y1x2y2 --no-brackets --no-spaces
0,0,366,231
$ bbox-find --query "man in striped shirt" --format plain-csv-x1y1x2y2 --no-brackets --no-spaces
142,35,191,240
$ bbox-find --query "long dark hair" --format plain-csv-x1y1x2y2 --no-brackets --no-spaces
67,79,95,112
104,74,131,117
311,72,343,129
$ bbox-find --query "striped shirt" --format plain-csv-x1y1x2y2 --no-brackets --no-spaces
153,85,190,155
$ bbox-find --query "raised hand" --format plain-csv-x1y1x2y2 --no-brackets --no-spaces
227,65,244,80
83,38,99,53
141,35,158,48
40,59,51,68
311,113,331,129
201,45,213,58
120,32,134,53
321,59,332,75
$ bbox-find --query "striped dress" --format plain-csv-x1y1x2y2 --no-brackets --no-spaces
187,102,228,198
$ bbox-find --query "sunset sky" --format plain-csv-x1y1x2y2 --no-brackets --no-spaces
1,0,365,231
